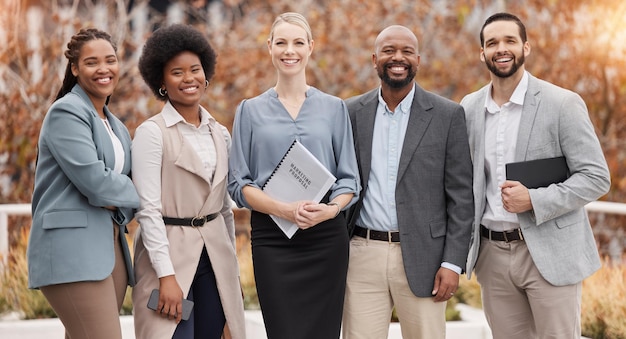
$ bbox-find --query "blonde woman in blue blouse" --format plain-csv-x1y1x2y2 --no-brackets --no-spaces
228,12,360,339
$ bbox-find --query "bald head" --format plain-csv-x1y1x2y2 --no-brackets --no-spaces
374,25,419,52
372,25,420,90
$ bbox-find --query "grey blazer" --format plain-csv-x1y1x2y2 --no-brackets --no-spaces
461,73,610,286
28,85,140,289
346,84,474,297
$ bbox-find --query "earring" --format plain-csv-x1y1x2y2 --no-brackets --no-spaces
205,80,209,89
158,88,167,97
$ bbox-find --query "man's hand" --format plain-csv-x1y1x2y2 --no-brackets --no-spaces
431,267,459,302
501,180,533,213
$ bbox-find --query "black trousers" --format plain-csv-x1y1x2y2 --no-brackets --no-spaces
173,246,226,339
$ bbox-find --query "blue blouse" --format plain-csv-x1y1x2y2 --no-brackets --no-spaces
228,87,360,209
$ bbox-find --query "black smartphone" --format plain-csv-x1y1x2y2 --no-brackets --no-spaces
147,289,194,321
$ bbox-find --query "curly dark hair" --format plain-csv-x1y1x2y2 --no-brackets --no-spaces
138,24,217,101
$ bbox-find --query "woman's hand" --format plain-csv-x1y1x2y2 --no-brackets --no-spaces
295,202,338,229
157,275,184,323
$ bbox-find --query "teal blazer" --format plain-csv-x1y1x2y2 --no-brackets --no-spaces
28,85,140,289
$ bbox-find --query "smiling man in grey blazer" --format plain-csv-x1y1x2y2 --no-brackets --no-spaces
461,13,611,339
342,25,474,339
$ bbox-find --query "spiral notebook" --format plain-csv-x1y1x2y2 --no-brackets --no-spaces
262,140,337,238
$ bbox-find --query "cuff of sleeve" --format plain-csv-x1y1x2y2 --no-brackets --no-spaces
154,261,175,279
441,262,462,275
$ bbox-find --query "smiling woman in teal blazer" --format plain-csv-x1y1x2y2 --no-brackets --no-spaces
27,28,139,339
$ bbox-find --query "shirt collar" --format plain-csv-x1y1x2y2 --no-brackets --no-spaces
485,71,529,114
161,101,214,127
378,83,415,115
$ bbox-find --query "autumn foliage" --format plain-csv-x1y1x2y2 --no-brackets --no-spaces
2,0,625,251
1,1,626,336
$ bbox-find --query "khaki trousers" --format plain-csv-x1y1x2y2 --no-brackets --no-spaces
41,224,128,339
475,238,582,339
342,236,446,339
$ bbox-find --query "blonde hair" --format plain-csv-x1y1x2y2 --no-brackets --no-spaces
268,12,313,43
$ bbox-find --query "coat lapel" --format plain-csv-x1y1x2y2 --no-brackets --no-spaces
515,75,541,161
471,86,488,216
355,90,378,187
397,84,433,182
174,141,213,185
208,118,228,188
161,102,213,186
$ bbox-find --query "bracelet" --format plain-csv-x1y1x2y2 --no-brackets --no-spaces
326,202,341,218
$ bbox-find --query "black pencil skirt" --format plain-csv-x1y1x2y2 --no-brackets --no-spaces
250,211,350,339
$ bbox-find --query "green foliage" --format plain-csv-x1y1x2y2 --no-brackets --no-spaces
455,274,482,309
121,287,133,316
581,260,626,338
445,298,462,322
389,299,461,322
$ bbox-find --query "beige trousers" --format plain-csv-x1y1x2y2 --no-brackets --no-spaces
342,236,446,339
475,238,582,339
41,224,128,339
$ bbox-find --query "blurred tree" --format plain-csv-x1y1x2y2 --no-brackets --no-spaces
0,0,625,245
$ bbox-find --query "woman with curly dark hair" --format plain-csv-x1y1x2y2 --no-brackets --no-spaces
131,24,245,339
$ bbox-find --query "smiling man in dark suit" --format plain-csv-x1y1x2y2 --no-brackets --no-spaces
342,25,474,339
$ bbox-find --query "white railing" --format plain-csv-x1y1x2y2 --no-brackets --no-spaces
1,201,626,259
0,204,31,260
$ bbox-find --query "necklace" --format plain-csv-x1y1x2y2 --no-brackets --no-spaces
279,97,304,108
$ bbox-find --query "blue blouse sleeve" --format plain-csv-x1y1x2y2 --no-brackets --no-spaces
228,99,257,209
330,99,360,208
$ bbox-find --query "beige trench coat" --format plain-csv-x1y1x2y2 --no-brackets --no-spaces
132,107,245,339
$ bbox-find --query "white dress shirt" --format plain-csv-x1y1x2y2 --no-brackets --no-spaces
101,118,125,174
132,104,227,277
481,71,529,232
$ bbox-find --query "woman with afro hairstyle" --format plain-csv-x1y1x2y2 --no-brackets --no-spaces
131,24,245,339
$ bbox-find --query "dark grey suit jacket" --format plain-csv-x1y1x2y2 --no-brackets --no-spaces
346,84,474,297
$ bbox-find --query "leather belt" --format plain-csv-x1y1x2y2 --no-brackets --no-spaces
163,213,219,227
354,225,400,242
480,224,524,242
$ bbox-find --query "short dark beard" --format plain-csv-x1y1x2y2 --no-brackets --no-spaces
378,62,416,88
486,53,525,78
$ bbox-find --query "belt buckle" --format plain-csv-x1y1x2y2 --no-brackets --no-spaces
190,216,205,227
503,229,523,243
386,231,393,243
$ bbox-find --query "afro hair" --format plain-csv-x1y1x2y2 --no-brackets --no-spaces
138,24,217,101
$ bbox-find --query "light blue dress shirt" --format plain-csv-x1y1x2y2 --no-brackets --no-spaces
356,85,414,232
